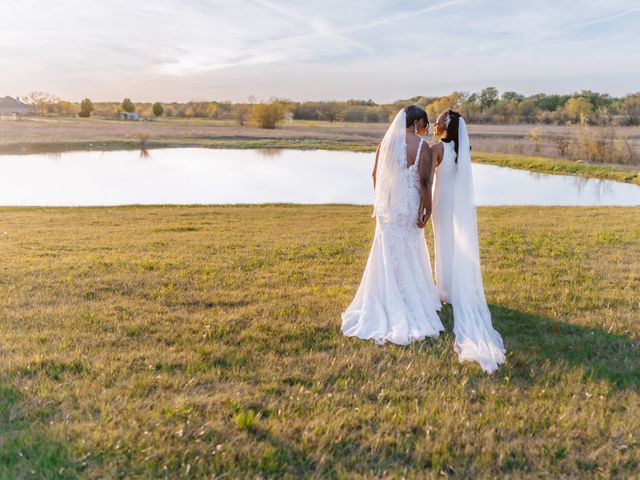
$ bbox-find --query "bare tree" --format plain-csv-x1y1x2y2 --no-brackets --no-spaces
320,102,343,122
552,136,570,157
24,91,54,115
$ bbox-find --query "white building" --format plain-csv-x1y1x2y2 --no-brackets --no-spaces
118,111,140,121
0,96,29,118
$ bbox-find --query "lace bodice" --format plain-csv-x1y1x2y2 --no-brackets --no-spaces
377,138,424,230
406,138,424,189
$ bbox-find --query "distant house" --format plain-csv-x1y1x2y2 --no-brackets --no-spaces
118,111,140,121
0,96,29,118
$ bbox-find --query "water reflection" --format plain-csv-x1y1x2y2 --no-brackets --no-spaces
137,133,151,160
139,147,151,160
256,148,284,158
0,148,638,206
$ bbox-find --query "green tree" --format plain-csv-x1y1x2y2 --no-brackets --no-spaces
206,102,219,118
531,93,570,112
78,98,94,118
152,102,164,117
426,92,464,119
517,99,539,123
575,90,612,110
623,93,640,125
564,97,593,123
251,102,287,129
501,91,524,102
121,98,135,113
479,87,499,112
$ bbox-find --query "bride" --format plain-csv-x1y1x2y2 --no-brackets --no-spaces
341,106,444,345
431,109,506,373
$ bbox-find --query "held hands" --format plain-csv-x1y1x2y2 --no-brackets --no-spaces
416,206,431,229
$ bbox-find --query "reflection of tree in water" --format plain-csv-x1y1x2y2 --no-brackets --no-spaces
523,169,621,205
572,175,589,195
527,171,545,181
44,152,62,161
572,176,613,204
256,148,283,158
139,147,151,160
137,132,151,160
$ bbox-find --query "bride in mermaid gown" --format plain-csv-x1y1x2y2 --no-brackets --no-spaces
341,106,444,345
431,109,506,373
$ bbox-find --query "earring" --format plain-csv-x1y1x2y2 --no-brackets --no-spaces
414,124,418,135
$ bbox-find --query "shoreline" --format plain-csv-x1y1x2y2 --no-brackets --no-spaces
1,139,638,186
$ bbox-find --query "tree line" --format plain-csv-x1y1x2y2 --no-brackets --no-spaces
20,88,640,127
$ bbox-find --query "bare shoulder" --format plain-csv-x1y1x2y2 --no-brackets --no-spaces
419,140,432,154
430,141,444,166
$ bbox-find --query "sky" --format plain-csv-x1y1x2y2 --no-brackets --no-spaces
1,0,639,103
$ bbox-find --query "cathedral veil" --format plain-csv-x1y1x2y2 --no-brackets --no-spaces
373,109,410,221
450,117,506,373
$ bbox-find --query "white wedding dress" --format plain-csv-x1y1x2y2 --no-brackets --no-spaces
432,141,457,303
341,131,444,345
431,118,506,373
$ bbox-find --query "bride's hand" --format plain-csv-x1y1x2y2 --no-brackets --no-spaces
416,207,431,228
416,211,427,228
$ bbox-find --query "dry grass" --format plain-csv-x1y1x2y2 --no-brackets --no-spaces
0,205,639,478
0,117,386,154
1,117,639,155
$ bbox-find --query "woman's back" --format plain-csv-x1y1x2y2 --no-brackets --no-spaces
436,141,457,184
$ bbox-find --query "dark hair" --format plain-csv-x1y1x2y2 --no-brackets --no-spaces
440,109,461,162
404,105,429,129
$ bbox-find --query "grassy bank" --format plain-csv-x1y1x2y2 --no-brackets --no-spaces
474,152,640,185
1,205,639,478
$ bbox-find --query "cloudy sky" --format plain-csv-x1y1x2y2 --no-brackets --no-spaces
1,0,639,102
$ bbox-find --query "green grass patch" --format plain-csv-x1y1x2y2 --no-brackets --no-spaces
0,205,639,477
474,151,640,185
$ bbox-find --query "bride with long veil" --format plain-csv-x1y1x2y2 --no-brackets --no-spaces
341,106,444,345
431,109,506,373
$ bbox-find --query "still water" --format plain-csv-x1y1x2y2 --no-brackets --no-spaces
0,148,639,206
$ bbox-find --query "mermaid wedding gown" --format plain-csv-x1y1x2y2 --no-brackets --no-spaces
341,136,444,345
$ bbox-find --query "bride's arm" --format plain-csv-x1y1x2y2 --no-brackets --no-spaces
417,145,434,228
372,144,380,189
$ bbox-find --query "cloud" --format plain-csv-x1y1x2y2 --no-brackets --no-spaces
0,0,638,101
500,5,640,55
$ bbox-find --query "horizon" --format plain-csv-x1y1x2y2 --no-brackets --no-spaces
1,1,639,103
8,88,638,106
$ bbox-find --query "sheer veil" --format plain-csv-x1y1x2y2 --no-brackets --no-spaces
451,117,506,373
373,109,409,221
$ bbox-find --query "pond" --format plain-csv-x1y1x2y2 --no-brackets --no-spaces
0,148,639,206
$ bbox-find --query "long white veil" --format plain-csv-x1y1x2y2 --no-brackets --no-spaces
451,117,506,373
373,109,409,221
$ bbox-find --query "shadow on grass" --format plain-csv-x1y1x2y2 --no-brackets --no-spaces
0,381,80,479
439,304,640,390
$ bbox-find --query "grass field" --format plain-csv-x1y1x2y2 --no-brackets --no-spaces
1,205,639,478
1,117,639,185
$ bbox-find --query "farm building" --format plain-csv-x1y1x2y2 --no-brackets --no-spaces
0,96,29,118
118,111,140,121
